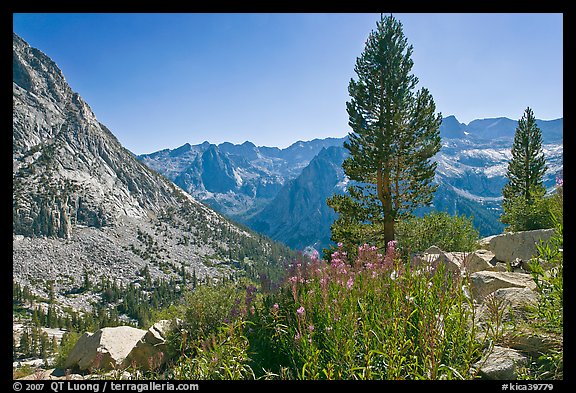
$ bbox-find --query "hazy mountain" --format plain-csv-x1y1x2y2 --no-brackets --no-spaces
12,33,292,310
139,137,346,219
247,146,348,251
139,115,562,252
439,115,467,139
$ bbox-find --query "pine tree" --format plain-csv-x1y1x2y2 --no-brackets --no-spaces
328,14,442,250
51,336,59,354
19,330,30,357
501,107,548,230
82,268,91,292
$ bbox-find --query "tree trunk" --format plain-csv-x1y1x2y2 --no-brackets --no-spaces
377,168,395,246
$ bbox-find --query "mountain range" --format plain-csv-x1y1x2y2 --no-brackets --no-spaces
139,117,563,252
12,30,563,303
12,33,293,311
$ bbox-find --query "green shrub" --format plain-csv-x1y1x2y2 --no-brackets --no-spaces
500,196,555,232
164,281,257,362
528,214,563,331
522,214,563,379
170,321,254,380
53,331,80,369
396,211,479,254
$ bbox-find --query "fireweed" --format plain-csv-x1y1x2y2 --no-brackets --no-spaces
246,241,482,380
163,243,483,380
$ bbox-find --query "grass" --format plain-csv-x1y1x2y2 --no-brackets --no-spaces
16,212,562,380
164,242,485,380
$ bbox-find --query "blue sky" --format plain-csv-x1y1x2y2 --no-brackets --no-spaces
13,13,563,155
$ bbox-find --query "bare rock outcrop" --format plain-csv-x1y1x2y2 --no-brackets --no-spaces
479,229,554,264
469,271,537,301
64,326,147,371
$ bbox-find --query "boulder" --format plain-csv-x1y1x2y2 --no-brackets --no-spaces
412,246,464,273
64,326,147,371
477,235,496,251
463,250,497,274
482,229,554,263
474,287,539,335
503,327,562,356
469,271,537,301
475,346,529,379
124,319,174,370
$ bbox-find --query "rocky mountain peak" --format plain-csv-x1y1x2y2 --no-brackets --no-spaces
12,33,71,108
13,33,294,311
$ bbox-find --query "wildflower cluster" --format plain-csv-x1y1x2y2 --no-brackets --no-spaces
248,241,480,379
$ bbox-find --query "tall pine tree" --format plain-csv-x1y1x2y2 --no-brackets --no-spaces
327,15,441,251
501,107,548,230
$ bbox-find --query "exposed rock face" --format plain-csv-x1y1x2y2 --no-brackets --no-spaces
124,319,175,370
480,229,555,263
469,271,537,301
64,326,147,371
475,346,529,380
13,32,187,238
12,33,292,308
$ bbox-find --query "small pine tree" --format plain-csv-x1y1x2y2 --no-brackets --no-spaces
501,107,548,231
19,330,30,357
82,269,91,291
181,264,187,286
51,336,59,355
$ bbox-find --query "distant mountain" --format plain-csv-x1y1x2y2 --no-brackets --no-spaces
439,115,467,139
453,117,563,143
140,115,562,252
12,33,292,309
139,137,346,219
247,146,348,251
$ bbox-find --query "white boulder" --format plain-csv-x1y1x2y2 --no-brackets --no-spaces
64,326,147,371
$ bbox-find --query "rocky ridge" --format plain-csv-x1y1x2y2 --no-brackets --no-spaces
139,118,562,251
12,33,291,311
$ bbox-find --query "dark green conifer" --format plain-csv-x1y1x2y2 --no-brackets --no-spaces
328,14,442,250
501,107,548,230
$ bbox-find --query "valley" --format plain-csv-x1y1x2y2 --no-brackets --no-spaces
12,28,563,381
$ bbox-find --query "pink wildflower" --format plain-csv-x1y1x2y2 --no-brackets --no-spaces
311,249,319,260
297,306,305,316
346,277,354,290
